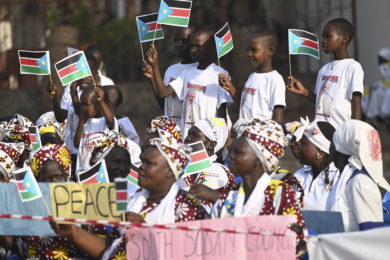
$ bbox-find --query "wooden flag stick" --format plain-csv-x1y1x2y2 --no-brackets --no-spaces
41,196,52,216
140,42,145,61
152,23,159,45
217,58,221,67
288,54,292,77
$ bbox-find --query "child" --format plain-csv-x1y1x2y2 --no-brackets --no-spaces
143,27,197,125
145,27,233,137
219,29,286,123
74,86,117,173
86,44,115,85
288,18,364,128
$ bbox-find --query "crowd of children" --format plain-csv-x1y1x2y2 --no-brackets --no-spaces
0,17,389,259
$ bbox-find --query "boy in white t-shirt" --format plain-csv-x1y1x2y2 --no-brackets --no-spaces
143,27,197,125
74,86,117,173
218,29,286,123
146,28,233,137
288,18,364,128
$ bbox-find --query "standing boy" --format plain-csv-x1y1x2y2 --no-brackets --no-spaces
288,18,363,128
146,27,233,137
219,29,286,123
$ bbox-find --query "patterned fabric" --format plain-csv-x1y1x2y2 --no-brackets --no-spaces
236,119,288,173
0,142,25,181
29,144,71,180
0,114,33,145
271,168,304,207
293,117,331,153
148,115,182,143
194,117,228,153
39,120,66,141
149,137,191,179
15,236,87,260
105,190,209,260
333,120,390,191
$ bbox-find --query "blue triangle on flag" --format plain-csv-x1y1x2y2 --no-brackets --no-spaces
22,169,40,195
96,162,108,183
75,54,91,73
137,18,151,40
215,36,224,55
288,31,304,53
37,54,49,72
158,0,173,21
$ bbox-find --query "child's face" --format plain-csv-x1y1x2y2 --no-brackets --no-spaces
81,91,99,118
190,32,212,62
246,36,272,69
174,28,192,60
321,24,346,54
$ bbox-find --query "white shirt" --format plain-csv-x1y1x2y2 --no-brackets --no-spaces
294,162,339,211
314,59,364,128
239,70,286,120
76,117,118,173
164,62,197,125
118,117,140,144
325,164,383,232
170,63,233,137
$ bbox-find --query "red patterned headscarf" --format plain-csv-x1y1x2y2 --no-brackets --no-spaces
30,144,71,179
148,116,182,143
0,142,25,181
0,114,33,145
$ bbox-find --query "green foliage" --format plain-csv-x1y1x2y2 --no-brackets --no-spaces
69,3,92,43
98,16,141,81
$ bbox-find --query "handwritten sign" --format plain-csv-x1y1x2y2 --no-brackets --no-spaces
50,183,121,221
126,215,296,259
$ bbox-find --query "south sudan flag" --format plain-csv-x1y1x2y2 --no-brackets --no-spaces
157,0,192,27
54,51,92,86
136,13,164,43
214,23,234,58
289,29,320,59
18,50,50,75
14,167,42,202
78,159,109,184
184,141,212,175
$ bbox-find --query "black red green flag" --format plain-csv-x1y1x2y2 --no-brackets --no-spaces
18,50,51,75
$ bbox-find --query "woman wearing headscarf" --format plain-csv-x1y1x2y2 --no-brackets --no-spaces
292,118,339,210
327,120,390,232
143,115,182,149
38,120,65,145
0,142,24,182
182,117,235,204
1,144,90,259
51,134,209,259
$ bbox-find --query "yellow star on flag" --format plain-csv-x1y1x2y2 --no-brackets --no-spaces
293,40,298,44
142,26,146,31
26,182,31,187
41,61,46,65
163,9,168,14
81,62,85,67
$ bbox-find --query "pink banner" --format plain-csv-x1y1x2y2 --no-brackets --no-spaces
126,215,296,259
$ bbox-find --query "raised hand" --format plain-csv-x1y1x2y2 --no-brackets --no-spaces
47,80,57,99
218,73,236,97
141,60,153,79
146,43,159,65
287,76,309,97
95,87,105,102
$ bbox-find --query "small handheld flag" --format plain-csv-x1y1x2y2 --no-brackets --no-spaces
13,167,42,202
184,141,212,175
28,126,42,151
18,50,51,75
288,29,320,59
157,0,192,27
136,13,165,43
115,178,128,212
127,167,139,186
214,23,234,59
78,159,109,184
54,51,92,86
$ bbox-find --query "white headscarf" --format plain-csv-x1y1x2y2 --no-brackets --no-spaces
294,117,331,154
194,117,228,154
379,47,390,82
333,120,390,191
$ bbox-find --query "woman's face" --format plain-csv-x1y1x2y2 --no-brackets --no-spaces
228,136,259,176
39,160,67,182
298,135,321,166
185,126,214,156
138,146,173,191
105,147,131,182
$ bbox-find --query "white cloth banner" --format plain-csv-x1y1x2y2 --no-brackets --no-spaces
307,227,390,260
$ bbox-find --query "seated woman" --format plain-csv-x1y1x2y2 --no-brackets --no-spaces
38,120,65,145
327,120,390,232
182,117,234,203
51,134,209,259
0,142,24,183
292,119,339,210
212,119,304,232
1,144,90,259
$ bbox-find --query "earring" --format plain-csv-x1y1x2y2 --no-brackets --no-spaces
316,152,321,160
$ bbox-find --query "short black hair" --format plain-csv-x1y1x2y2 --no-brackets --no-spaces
251,29,279,50
84,51,99,72
105,85,123,108
326,18,354,44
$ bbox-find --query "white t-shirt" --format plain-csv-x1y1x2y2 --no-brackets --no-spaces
118,117,140,144
76,117,118,173
164,62,197,125
325,164,383,232
314,59,364,128
170,63,233,137
294,162,339,211
239,70,286,120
